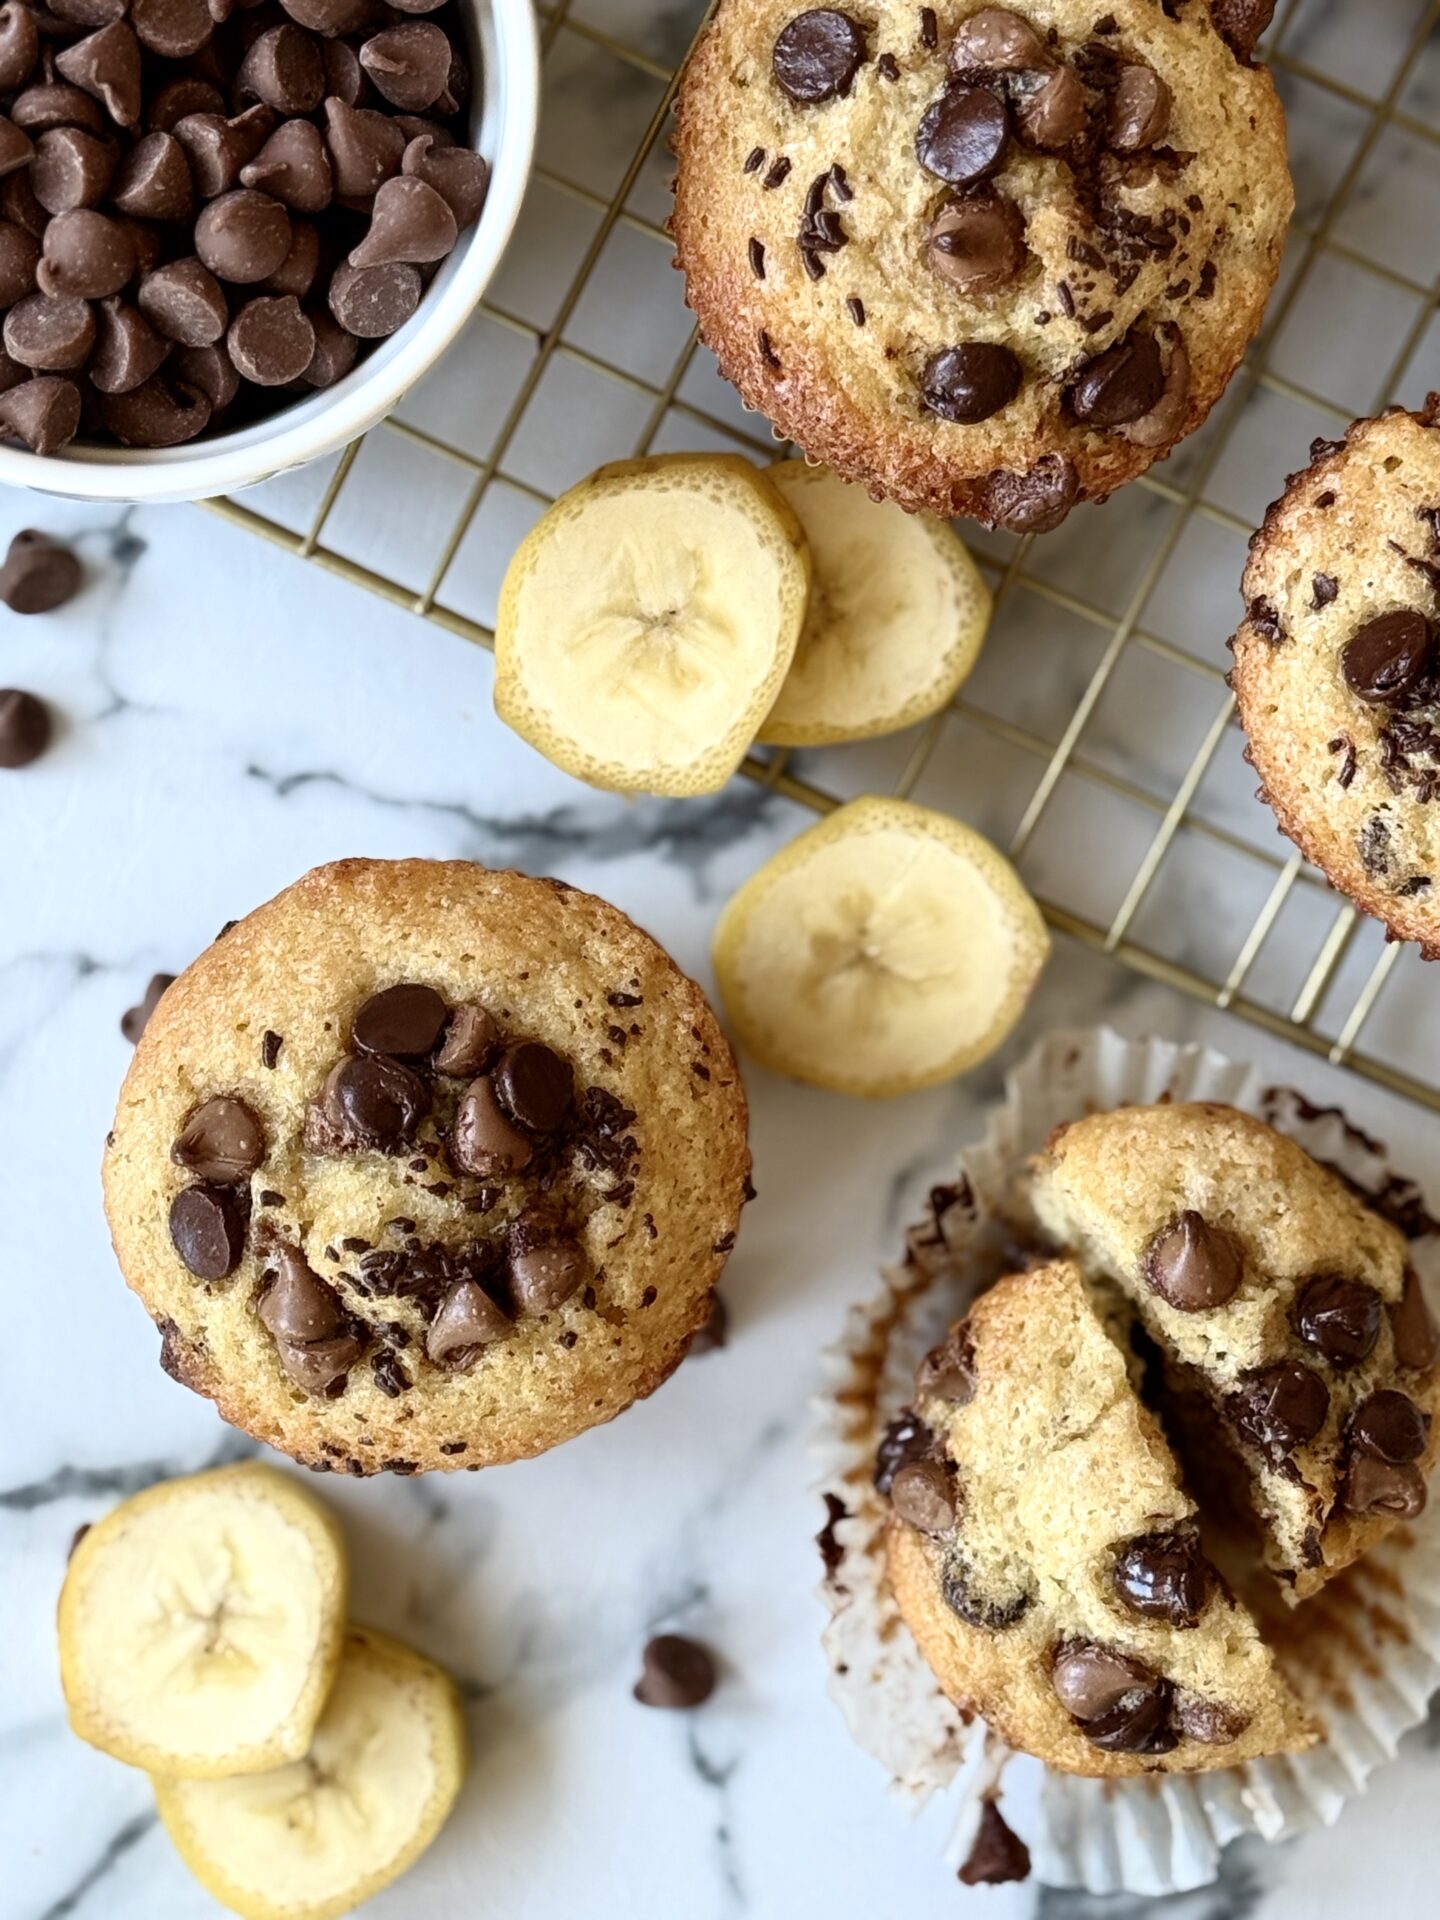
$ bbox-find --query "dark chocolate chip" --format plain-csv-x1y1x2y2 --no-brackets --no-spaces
957,1799,1031,1887
495,1040,572,1132
169,1182,244,1279
172,1095,265,1184
316,1052,430,1150
1341,610,1431,705
1111,1528,1210,1625
1390,1269,1440,1371
919,341,1022,423
0,687,51,767
0,529,80,614
121,972,174,1043
1143,1210,1243,1311
1229,1359,1330,1459
916,82,1009,186
1294,1274,1383,1369
1350,1389,1428,1463
772,9,867,105
1069,331,1165,428
633,1633,716,1709
352,982,448,1058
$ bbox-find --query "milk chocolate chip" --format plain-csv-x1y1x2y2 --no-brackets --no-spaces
451,1074,532,1175
0,686,52,766
38,208,135,299
0,528,81,613
172,1095,265,1184
1109,64,1171,150
195,189,292,283
633,1634,716,1709
358,22,451,112
1051,1644,1174,1753
914,1323,976,1403
327,257,419,337
1143,1210,1243,1311
1342,1453,1426,1518
258,1243,343,1342
169,1183,245,1279
433,1002,499,1077
926,192,1026,295
426,1277,510,1364
889,1458,957,1535
949,6,1049,71
1014,64,1086,148
1174,1697,1249,1746
275,1331,365,1395
0,374,81,453
227,294,316,384
1295,1274,1383,1369
772,9,867,105
510,1229,588,1314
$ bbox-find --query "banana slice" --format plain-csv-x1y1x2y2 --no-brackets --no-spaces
495,452,810,796
759,463,991,747
58,1462,346,1779
712,796,1049,1097
154,1626,466,1920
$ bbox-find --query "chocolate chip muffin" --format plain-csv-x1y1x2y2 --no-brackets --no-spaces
1023,1103,1440,1601
103,859,750,1475
672,1,1290,530
1231,402,1440,954
885,1258,1313,1777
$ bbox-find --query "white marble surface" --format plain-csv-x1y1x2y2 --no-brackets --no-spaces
7,1,1440,1916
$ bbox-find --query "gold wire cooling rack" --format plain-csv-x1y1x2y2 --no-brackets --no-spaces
205,0,1440,1112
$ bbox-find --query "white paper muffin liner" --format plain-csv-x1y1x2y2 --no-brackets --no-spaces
814,1027,1440,1895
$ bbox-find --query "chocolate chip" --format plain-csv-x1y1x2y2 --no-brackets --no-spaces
1014,64,1086,147
432,1001,499,1077
495,1040,572,1132
121,972,174,1042
169,1182,244,1279
1109,64,1171,150
940,1547,1031,1629
148,76,223,132
633,1633,716,1709
359,22,450,112
916,82,1009,186
315,1052,430,1151
0,529,80,614
1052,1644,1173,1752
400,133,488,229
327,257,419,337
0,220,38,307
0,2,37,93
38,208,135,299
87,296,165,393
1351,1389,1428,1463
195,188,291,283
1230,1359,1329,1459
949,6,1049,71
275,1330,365,1395
1173,1697,1248,1746
0,687,51,767
0,374,81,453
31,126,116,215
111,131,194,222
1070,330,1165,427
1111,1528,1210,1625
957,1800,1031,1888
426,1277,510,1364
258,1242,343,1341
238,24,324,115
55,21,143,130
172,1095,265,1184
451,1074,532,1175
5,292,96,371
349,172,455,268
98,370,210,445
323,97,405,198
1295,1274,1383,1369
240,119,334,215
874,1410,933,1494
914,1323,975,1403
889,1457,956,1534
689,1290,728,1354
1341,610,1431,705
138,257,229,345
1143,1210,1243,1311
772,9,866,105
510,1232,588,1314
130,0,212,58
919,341,1022,423
1391,1269,1440,1371
11,81,106,140
1342,1453,1427,1518
927,191,1026,294
986,453,1079,532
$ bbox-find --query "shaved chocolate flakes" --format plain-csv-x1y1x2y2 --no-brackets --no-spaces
759,328,780,370
744,146,765,173
878,51,899,80
763,155,791,190
1057,280,1075,317
1248,597,1286,646
847,295,865,325
798,168,849,278
261,1029,283,1069
1328,733,1357,788
1311,573,1338,611
919,6,937,49
749,236,765,278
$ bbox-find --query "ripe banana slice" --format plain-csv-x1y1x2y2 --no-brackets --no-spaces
495,452,810,796
154,1625,466,1920
759,463,991,747
713,796,1049,1097
58,1462,346,1778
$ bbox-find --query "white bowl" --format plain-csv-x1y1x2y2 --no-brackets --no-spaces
0,0,539,506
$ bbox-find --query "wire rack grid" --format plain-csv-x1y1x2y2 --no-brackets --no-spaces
204,0,1440,1112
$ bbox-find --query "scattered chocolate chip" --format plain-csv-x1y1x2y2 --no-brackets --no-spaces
1312,573,1338,611
950,6,1049,71
169,1182,244,1279
762,154,791,190
1052,1643,1174,1752
1391,1269,1440,1371
1173,1697,1248,1746
1108,64,1171,150
0,687,51,767
772,9,867,105
914,1323,975,1403
1295,1274,1383,1369
889,1457,956,1535
874,1409,933,1494
0,528,80,613
748,235,765,279
743,145,765,173
121,972,174,1042
689,1291,728,1354
958,1801,1031,1887
352,981,449,1058
916,82,1009,186
495,1040,572,1132
313,1052,430,1152
1343,1452,1427,1517
1069,330,1165,428
1112,1529,1210,1625
172,1095,265,1184
918,5,937,48
510,1231,588,1315
846,294,864,324
986,453,1079,532
919,341,1022,423
877,51,899,81
1014,63,1086,148
275,1330,365,1395
258,1242,343,1342
371,1346,411,1397
927,190,1026,294
1341,610,1431,705
1350,1389,1428,1463
1230,1359,1330,1459
1143,1210,1243,1311
633,1633,716,1709
940,1547,1031,1630
431,1001,498,1078
451,1074,532,1175
426,1277,510,1364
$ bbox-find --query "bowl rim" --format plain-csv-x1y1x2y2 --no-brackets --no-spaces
0,0,540,505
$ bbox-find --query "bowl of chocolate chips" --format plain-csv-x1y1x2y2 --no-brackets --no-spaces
0,0,536,501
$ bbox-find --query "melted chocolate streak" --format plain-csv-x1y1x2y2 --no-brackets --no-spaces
38,1810,159,1920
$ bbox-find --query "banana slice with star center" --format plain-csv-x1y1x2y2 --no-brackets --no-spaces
154,1625,466,1920
759,463,992,747
495,453,810,796
713,796,1049,1097
58,1462,346,1778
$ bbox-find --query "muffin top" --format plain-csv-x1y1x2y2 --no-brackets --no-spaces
672,0,1291,525
1232,403,1440,954
103,859,750,1474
